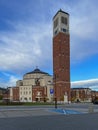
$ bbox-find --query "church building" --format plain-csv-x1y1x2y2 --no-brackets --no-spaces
4,9,71,104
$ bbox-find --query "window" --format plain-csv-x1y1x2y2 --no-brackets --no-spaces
54,18,58,28
54,29,58,35
61,17,67,25
62,52,64,56
62,67,64,70
61,28,67,33
62,28,66,32
24,97,27,100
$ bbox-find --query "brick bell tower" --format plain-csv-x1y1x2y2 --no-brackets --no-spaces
53,9,71,103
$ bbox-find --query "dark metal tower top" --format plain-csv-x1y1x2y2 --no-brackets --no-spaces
53,9,69,20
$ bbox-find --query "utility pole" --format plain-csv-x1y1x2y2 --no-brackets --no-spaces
54,74,57,109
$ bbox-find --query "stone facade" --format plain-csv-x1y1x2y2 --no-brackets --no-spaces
32,86,47,102
19,85,32,102
9,68,53,102
10,87,19,101
71,88,92,102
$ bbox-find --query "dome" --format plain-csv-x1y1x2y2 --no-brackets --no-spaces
25,68,50,76
33,68,41,72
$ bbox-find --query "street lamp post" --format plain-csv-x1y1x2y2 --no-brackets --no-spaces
54,74,57,109
55,97,57,109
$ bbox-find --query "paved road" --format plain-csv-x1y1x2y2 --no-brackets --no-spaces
0,103,98,130
0,108,60,118
0,113,98,130
0,103,98,110
0,103,98,118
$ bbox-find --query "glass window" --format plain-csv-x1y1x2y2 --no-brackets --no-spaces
55,29,58,35
61,28,67,33
61,17,67,25
54,18,58,28
63,28,66,32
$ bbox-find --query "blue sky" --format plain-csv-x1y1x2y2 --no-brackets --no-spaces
0,0,98,90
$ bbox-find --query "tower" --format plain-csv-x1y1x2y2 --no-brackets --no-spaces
53,9,71,103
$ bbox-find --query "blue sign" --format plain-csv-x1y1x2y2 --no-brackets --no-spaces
50,89,54,94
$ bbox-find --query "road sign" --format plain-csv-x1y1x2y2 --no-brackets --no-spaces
50,89,54,94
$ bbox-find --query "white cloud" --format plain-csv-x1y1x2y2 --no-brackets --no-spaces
0,72,20,87
69,1,98,63
53,0,98,63
71,78,98,90
0,21,52,73
0,0,98,89
8,75,19,86
0,0,98,72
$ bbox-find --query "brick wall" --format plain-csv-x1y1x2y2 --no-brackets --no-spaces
53,32,71,102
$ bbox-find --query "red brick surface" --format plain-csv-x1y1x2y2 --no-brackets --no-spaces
53,32,71,101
